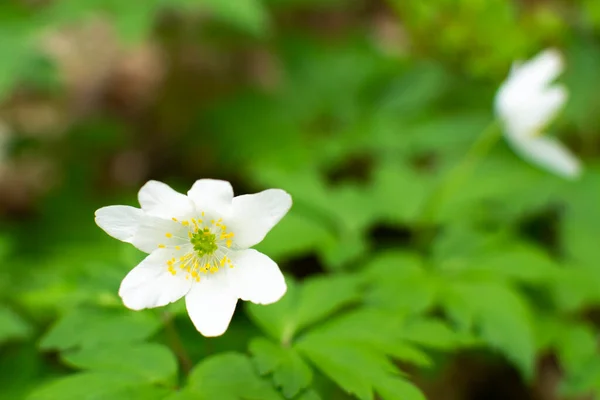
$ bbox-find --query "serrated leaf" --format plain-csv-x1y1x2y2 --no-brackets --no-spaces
246,279,299,343
375,376,426,400
61,343,177,385
26,372,171,400
296,336,424,400
399,318,462,350
296,309,431,367
441,282,536,379
187,352,282,400
39,308,161,351
295,341,381,400
294,275,363,331
468,245,556,284
247,275,362,344
296,309,429,400
249,337,312,398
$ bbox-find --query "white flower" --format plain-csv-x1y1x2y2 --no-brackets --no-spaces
495,49,581,179
95,179,292,337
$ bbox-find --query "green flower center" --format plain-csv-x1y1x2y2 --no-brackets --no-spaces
190,227,218,257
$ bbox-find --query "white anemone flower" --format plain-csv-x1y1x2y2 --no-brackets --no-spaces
95,179,292,337
495,48,581,179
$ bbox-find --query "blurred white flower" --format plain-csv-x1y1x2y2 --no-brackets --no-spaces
495,49,581,179
95,179,292,337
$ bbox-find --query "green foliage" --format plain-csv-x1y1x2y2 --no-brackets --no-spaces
61,343,178,385
1,1,600,400
250,337,313,398
0,305,31,344
247,275,363,344
294,310,428,400
182,352,283,400
27,372,171,400
40,308,161,351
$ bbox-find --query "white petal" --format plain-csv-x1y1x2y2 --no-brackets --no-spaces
228,189,292,248
95,206,144,243
138,180,195,219
536,85,568,127
187,179,233,216
132,216,189,253
119,249,192,310
185,275,238,337
513,49,564,88
495,49,568,140
505,86,568,138
509,136,582,179
228,249,287,305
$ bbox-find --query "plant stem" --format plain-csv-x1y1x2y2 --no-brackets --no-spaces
162,311,194,375
415,120,502,249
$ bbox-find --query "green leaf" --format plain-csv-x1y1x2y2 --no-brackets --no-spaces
44,0,164,43
294,310,428,399
294,390,322,400
0,4,37,99
441,282,536,379
467,245,556,284
39,308,161,351
370,161,433,223
187,0,269,35
561,167,600,268
375,376,426,400
296,309,431,367
0,343,43,399
537,318,600,396
186,352,282,400
26,372,171,400
364,252,436,314
249,337,312,398
61,343,177,385
294,275,363,332
247,275,362,344
557,323,599,378
296,336,424,400
378,62,449,115
0,305,31,344
254,212,335,260
399,318,463,350
295,341,382,400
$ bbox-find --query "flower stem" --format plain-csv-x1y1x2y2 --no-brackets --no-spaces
416,120,502,244
162,311,194,375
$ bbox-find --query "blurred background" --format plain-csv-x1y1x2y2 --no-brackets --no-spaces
2,0,600,399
